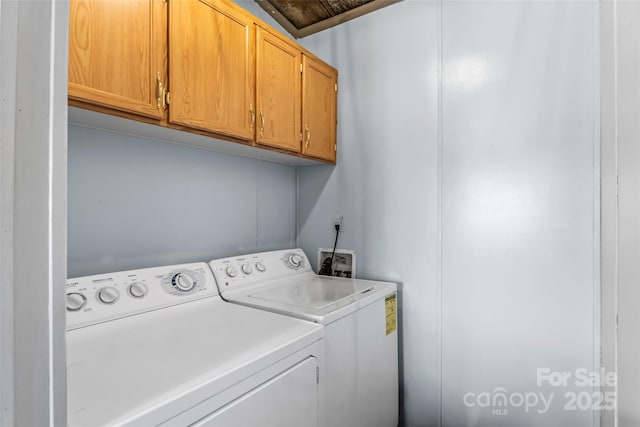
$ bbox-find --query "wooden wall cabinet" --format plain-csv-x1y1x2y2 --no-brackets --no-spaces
302,55,338,163
69,0,338,164
68,0,167,120
255,26,338,163
169,0,255,141
255,26,302,153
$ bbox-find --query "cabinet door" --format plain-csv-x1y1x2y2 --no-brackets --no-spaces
302,55,337,162
256,26,302,152
169,0,255,141
68,0,167,119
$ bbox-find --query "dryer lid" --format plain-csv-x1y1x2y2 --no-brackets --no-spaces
67,297,322,426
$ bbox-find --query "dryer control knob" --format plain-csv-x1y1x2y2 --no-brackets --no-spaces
172,272,196,292
289,254,303,267
128,282,148,298
225,266,238,278
66,292,87,311
241,263,253,275
255,262,266,272
97,287,120,305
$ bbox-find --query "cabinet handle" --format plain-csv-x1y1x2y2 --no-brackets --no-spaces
250,104,255,132
260,109,265,137
156,72,168,110
156,72,163,110
305,124,310,148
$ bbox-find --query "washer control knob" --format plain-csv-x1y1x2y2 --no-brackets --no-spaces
66,292,87,311
289,254,303,267
225,266,238,278
172,272,196,292
128,282,148,298
255,262,266,272
97,287,120,305
241,263,253,275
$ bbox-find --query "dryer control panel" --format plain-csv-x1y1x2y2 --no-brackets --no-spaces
66,263,217,330
209,249,313,292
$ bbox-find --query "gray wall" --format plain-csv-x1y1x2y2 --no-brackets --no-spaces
68,125,296,277
240,0,600,426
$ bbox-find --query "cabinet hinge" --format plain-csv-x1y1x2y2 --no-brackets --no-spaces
316,367,319,384
300,63,303,73
334,144,337,152
335,83,337,92
300,132,303,143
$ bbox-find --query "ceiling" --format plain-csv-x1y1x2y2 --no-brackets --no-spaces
255,0,402,38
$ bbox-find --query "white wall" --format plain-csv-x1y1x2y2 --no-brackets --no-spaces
602,1,640,425
0,0,68,424
240,0,600,426
296,2,442,425
440,2,599,426
67,126,297,277
599,2,617,426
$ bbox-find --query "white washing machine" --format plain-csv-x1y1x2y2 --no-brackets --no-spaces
208,249,399,427
66,262,324,427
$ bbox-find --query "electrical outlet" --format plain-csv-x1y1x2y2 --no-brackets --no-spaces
334,215,343,230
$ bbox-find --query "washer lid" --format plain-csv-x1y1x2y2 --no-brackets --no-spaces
249,275,374,309
225,275,397,324
67,297,323,427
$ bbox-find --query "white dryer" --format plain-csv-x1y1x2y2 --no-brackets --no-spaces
208,249,399,427
66,262,323,427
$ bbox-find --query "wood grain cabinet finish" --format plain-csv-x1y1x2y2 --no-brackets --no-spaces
69,0,338,163
68,0,167,119
255,26,302,153
169,0,255,141
302,55,338,162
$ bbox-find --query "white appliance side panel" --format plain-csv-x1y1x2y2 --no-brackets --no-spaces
321,296,399,427
192,357,318,427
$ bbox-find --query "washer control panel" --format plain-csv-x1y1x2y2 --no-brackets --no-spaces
66,263,216,330
209,249,312,293
161,268,206,295
283,253,305,270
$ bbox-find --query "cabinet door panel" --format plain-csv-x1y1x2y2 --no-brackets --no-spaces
256,27,301,152
169,0,255,140
68,0,166,119
302,55,337,162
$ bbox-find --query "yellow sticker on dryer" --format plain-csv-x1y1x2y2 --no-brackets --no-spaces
385,293,397,335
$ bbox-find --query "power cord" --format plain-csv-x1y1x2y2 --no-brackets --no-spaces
319,222,340,276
